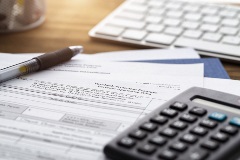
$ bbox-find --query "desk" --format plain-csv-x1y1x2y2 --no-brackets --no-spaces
0,0,240,80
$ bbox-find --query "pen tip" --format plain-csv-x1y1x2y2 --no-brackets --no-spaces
69,46,83,56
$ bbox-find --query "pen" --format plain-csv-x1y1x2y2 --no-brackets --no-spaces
0,46,83,83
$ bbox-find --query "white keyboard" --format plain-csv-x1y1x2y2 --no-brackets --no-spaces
89,0,240,62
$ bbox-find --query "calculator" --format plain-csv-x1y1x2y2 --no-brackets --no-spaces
103,87,240,160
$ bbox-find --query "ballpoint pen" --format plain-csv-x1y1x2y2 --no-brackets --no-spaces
0,46,83,83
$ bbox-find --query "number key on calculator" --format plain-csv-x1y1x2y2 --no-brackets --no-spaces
103,87,240,160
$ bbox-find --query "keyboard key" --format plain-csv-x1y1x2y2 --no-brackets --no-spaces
118,137,136,148
187,149,209,160
161,108,178,118
180,134,198,144
211,132,229,142
184,13,202,21
129,130,147,139
209,112,227,122
191,126,208,136
220,125,238,135
150,115,168,124
222,36,240,45
96,25,124,37
222,18,239,27
201,7,218,15
180,113,197,123
219,27,238,35
164,27,183,36
149,136,167,146
219,10,237,18
161,128,177,137
170,102,188,111
163,18,181,26
200,24,218,32
170,121,188,130
145,16,162,23
138,144,156,154
202,16,221,24
122,29,147,41
146,33,176,45
183,30,202,39
107,18,145,29
183,4,201,12
182,21,200,29
165,2,183,10
202,33,222,42
146,24,165,32
200,119,217,128
166,11,184,18
148,8,165,16
124,4,148,13
201,140,219,150
116,11,145,20
159,150,177,160
140,122,158,132
170,142,188,152
229,117,240,127
189,107,207,116
148,0,164,8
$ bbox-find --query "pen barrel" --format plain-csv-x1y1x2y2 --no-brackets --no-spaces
0,59,39,83
34,47,73,70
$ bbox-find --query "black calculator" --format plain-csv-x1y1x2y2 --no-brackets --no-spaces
103,87,240,160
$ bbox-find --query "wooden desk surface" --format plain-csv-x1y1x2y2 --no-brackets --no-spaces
0,0,239,80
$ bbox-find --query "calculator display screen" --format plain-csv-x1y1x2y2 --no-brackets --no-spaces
192,98,240,115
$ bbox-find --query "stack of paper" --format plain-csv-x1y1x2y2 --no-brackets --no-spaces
0,48,239,160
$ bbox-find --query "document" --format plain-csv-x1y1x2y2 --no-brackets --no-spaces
0,49,203,160
77,48,200,61
204,78,240,96
0,72,203,160
0,48,199,68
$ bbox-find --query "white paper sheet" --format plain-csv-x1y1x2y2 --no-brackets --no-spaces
204,78,240,96
0,48,199,68
78,48,200,61
0,72,203,160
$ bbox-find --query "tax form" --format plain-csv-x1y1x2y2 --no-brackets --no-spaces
0,76,203,160
0,49,203,160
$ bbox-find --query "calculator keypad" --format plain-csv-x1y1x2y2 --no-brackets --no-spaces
113,99,240,160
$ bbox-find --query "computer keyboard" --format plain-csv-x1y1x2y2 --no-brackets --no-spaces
89,0,240,62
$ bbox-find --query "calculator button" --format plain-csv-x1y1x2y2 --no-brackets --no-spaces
138,144,156,155
118,137,136,148
189,107,207,116
200,119,217,129
149,136,167,146
170,102,188,111
140,122,158,132
211,132,229,142
187,149,209,160
190,126,208,136
209,112,227,122
161,108,178,118
180,114,197,123
201,140,219,150
170,142,188,152
159,150,177,160
129,130,147,140
160,128,177,137
220,125,238,135
150,115,168,124
180,134,198,144
229,117,240,127
170,121,188,130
